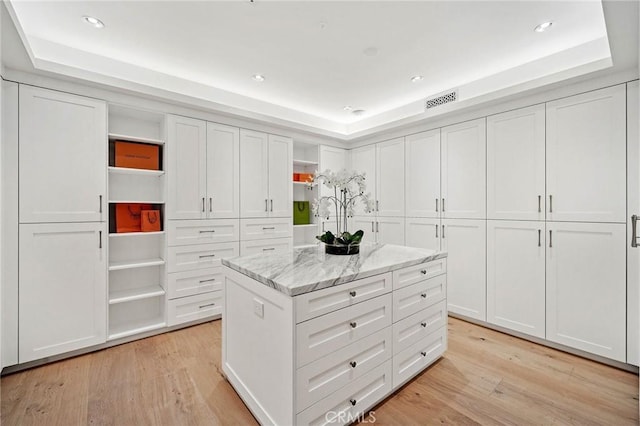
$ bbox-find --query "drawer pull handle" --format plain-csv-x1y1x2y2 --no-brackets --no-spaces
349,399,356,406
349,291,356,297
350,322,357,328
262,227,276,230
421,322,427,328
199,230,216,234
199,278,216,283
263,248,276,251
349,361,357,368
420,269,427,275
199,254,216,258
199,303,216,309
421,293,427,299
421,351,427,357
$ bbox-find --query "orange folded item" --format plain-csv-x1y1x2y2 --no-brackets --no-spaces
141,210,162,232
115,141,160,170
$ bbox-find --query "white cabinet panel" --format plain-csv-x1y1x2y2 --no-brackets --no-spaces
19,86,106,223
405,130,441,218
268,135,293,218
487,105,545,220
167,267,223,299
351,145,376,216
240,218,292,241
627,80,639,366
441,219,486,320
376,217,405,245
546,85,626,223
167,291,222,326
19,223,107,362
405,217,441,251
240,237,292,256
392,326,446,389
168,219,239,246
546,222,626,362
392,274,446,322
487,220,545,338
206,122,240,218
168,241,239,272
376,138,405,217
240,129,269,218
441,118,486,219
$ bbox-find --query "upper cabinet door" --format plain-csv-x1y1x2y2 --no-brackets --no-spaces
405,130,441,218
240,130,269,218
267,134,293,218
206,122,240,218
627,80,639,366
376,138,405,217
487,105,545,221
319,145,348,201
167,115,207,220
546,85,626,223
441,118,486,219
19,86,106,223
351,145,376,216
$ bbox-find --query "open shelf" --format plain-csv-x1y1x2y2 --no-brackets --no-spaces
294,224,317,228
108,319,166,340
108,166,164,177
108,133,164,145
293,159,318,167
109,285,166,305
109,199,165,204
293,181,314,186
108,258,165,271
109,231,165,238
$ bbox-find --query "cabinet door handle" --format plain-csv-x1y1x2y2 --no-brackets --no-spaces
349,399,357,406
199,230,216,233
262,247,276,251
376,221,379,233
349,361,357,368
538,229,541,247
420,269,427,275
538,195,541,213
435,224,438,238
442,198,445,212
350,321,357,328
549,230,553,248
632,215,639,248
376,200,379,212
265,199,268,212
442,224,445,239
99,230,102,249
435,198,439,212
199,278,216,283
262,227,275,230
202,198,205,213
421,322,427,327
549,195,553,213
421,293,427,298
209,197,213,212
198,303,216,309
270,199,273,212
99,195,102,213
421,351,427,357
199,254,215,258
371,221,374,232
349,290,357,297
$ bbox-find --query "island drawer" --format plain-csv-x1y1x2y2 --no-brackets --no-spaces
296,327,392,412
296,294,392,367
167,267,223,299
392,274,446,322
392,326,446,389
294,273,392,323
296,359,392,426
167,291,222,326
392,258,446,290
392,300,447,355
240,237,292,256
168,242,239,273
168,219,239,246
240,218,293,241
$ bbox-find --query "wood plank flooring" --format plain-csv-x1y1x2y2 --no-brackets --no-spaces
1,318,638,425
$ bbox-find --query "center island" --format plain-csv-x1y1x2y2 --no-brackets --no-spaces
221,243,448,426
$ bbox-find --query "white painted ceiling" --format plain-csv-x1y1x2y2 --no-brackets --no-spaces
4,1,621,137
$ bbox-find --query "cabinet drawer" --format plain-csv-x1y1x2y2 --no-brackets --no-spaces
167,291,222,326
168,242,239,273
240,237,292,256
392,300,447,355
294,273,392,323
167,268,223,299
240,218,292,241
393,326,446,389
296,327,392,412
393,274,446,322
392,259,446,290
168,219,239,246
296,360,392,426
297,294,392,367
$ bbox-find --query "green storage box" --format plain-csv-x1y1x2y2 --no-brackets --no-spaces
293,201,310,225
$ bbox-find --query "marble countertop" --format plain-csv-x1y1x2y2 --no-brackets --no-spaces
222,243,447,297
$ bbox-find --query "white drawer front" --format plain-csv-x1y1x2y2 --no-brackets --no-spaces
240,237,292,256
392,259,446,290
392,326,446,389
167,268,223,299
296,360,392,426
392,274,446,322
392,300,447,355
168,219,239,246
167,291,222,326
240,218,293,241
296,327,392,412
294,273,392,323
296,294,392,367
168,242,239,273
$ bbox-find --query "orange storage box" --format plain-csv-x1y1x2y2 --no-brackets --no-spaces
141,210,161,232
298,173,314,183
116,203,152,233
115,141,160,170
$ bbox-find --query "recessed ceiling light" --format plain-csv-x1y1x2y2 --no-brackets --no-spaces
343,105,353,111
411,75,424,83
534,21,553,33
82,15,104,28
252,74,265,82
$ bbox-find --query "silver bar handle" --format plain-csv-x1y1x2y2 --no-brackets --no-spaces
435,224,438,238
199,254,215,258
99,195,102,213
262,227,275,230
442,198,445,212
371,221,374,232
442,224,445,239
270,199,273,212
376,200,379,212
549,195,553,213
202,198,205,212
538,229,541,247
632,215,639,248
99,230,102,249
435,198,438,212
209,197,212,212
549,230,553,248
199,230,216,233
263,247,276,251
376,221,379,232
265,199,268,212
199,278,216,283
199,303,216,309
538,195,541,213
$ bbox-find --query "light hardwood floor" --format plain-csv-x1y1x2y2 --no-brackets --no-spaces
1,318,638,425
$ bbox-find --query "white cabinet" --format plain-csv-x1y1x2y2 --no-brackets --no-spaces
441,118,486,220
19,85,106,223
350,144,377,216
546,222,626,362
405,217,441,251
240,130,292,218
206,122,240,218
441,219,486,320
352,217,404,245
405,130,441,218
319,145,348,201
546,85,626,223
376,138,405,217
487,105,545,220
487,220,545,338
627,80,639,366
19,222,107,362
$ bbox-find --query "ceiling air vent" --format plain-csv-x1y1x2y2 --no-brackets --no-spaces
425,89,458,110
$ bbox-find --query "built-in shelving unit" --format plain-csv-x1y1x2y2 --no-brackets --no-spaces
108,258,166,271
108,166,165,177
109,285,166,305
108,132,165,145
293,142,320,248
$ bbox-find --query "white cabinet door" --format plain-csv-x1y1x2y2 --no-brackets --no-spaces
168,115,207,220
351,145,376,216
352,216,376,243
240,129,269,218
19,86,106,223
487,105,545,220
487,220,545,338
405,130,440,218
268,135,293,218
546,85,626,223
376,138,404,217
206,122,240,218
376,217,405,245
19,222,107,362
546,222,626,362
441,219,486,320
405,218,440,251
627,80,639,366
441,118,486,219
